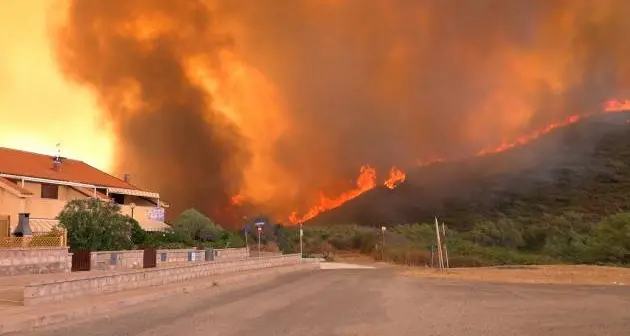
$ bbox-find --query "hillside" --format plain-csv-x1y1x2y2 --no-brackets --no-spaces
306,112,630,230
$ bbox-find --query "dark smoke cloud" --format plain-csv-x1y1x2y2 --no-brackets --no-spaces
54,0,250,222
53,0,630,224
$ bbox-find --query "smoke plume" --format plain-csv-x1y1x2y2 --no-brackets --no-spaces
52,0,630,224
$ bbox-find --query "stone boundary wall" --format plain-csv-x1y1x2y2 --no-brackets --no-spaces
156,249,204,265
214,248,248,260
91,248,249,270
24,254,306,305
0,248,70,276
91,250,144,271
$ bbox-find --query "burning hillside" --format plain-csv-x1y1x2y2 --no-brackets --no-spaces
3,1,630,226
287,100,630,224
306,110,630,228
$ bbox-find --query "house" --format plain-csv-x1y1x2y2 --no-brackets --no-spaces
0,147,171,236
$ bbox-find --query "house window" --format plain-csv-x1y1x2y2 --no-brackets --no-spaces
41,183,59,199
111,194,125,205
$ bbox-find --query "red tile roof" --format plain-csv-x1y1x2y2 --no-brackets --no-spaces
0,147,138,190
0,177,33,196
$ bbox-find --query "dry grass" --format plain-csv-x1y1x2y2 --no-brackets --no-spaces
333,251,378,264
402,265,630,286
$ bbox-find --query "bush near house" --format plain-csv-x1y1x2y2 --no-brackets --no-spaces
57,198,139,251
141,208,246,249
56,202,251,251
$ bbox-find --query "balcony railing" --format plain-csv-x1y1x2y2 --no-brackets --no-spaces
120,205,161,221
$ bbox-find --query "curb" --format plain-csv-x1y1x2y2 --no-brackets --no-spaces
0,263,318,334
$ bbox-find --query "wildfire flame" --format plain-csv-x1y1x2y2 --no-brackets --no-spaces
384,167,406,189
230,194,246,206
476,99,630,156
288,165,377,224
287,99,630,225
288,165,406,224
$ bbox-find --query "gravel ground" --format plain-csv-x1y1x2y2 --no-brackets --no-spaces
403,264,630,286
12,267,630,336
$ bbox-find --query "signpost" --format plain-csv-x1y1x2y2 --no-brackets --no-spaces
243,217,249,258
381,226,387,261
255,221,265,257
299,223,304,258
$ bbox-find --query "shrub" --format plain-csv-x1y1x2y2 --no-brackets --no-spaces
386,246,431,266
57,198,135,251
172,209,222,242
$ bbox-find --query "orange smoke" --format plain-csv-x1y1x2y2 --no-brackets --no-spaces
0,1,113,171
4,2,630,228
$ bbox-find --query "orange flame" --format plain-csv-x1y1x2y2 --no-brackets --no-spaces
288,99,630,224
384,167,406,189
230,194,246,206
289,164,378,224
476,99,630,156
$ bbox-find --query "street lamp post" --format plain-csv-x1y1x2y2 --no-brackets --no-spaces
129,202,136,219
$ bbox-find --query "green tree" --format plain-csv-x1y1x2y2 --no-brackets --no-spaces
172,209,222,242
130,217,148,246
214,231,245,248
57,198,135,251
276,225,298,253
145,230,194,249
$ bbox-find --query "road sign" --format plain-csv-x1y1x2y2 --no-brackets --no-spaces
300,228,304,237
254,221,265,227
257,227,262,232
381,226,387,232
148,207,165,221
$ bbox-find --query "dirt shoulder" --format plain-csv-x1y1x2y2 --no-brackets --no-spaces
401,265,630,286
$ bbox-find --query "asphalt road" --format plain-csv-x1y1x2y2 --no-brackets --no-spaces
14,267,630,336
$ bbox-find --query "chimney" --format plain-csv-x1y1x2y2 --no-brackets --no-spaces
52,158,61,172
123,174,131,183
53,143,62,171
14,213,32,237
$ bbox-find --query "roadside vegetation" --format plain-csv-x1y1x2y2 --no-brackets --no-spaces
56,199,630,267
286,211,630,267
57,199,245,251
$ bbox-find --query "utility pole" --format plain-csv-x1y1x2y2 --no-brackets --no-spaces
435,217,444,271
442,222,449,269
